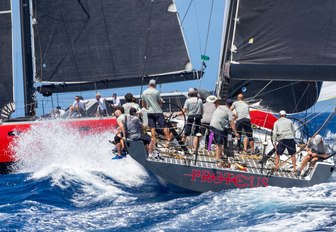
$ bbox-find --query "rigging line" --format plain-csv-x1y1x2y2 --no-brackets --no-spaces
56,93,59,106
47,1,90,85
248,81,302,100
203,0,214,55
293,82,311,113
193,2,202,56
140,1,154,98
75,0,90,19
248,80,273,103
59,3,84,94
99,0,117,77
180,0,193,26
291,82,298,113
296,105,335,129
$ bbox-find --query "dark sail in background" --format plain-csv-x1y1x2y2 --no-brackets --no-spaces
33,0,200,95
0,1,15,119
220,0,336,113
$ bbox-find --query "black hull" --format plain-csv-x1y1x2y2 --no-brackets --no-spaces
126,141,334,193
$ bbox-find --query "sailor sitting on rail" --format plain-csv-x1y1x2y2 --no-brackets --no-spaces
112,107,127,159
68,96,89,118
298,134,331,176
126,107,159,159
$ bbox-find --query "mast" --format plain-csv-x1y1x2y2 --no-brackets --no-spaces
20,0,35,116
216,0,237,99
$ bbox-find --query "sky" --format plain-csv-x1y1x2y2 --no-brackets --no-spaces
11,0,226,116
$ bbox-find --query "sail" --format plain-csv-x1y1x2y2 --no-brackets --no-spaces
218,0,335,113
227,0,336,81
32,0,200,94
0,1,14,119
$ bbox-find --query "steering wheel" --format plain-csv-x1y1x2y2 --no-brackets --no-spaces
162,102,187,139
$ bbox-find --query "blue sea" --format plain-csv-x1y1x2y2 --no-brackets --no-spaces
0,114,335,231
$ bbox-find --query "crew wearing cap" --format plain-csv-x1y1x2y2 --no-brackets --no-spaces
175,88,204,152
142,79,170,142
298,134,331,176
95,93,107,117
210,98,239,161
201,95,220,149
272,110,297,172
230,93,254,154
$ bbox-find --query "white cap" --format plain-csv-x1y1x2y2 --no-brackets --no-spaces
188,88,196,94
313,134,322,145
279,110,287,116
206,95,218,103
149,79,156,85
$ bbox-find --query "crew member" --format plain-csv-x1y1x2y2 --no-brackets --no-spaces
111,93,121,111
201,95,218,150
122,93,140,115
230,93,254,154
68,96,89,118
298,134,331,176
141,79,170,143
113,106,126,159
272,110,297,172
95,93,107,117
175,88,203,152
210,98,239,162
126,107,159,159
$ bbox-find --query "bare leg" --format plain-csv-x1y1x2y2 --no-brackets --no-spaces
299,155,311,172
193,136,201,152
249,140,255,154
116,142,122,156
275,155,280,170
243,137,248,151
163,128,170,141
216,144,223,160
291,155,297,172
148,139,154,154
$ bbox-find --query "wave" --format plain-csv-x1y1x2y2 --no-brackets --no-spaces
1,122,335,231
9,123,155,207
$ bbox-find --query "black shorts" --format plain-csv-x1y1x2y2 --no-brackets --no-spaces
276,139,296,156
138,133,151,145
147,113,167,129
184,114,202,136
114,132,124,144
236,118,253,139
210,127,228,146
201,123,210,135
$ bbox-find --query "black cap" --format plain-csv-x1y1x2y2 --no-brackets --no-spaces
226,98,233,105
129,107,137,116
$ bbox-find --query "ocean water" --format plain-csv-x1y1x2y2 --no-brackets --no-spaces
0,116,335,231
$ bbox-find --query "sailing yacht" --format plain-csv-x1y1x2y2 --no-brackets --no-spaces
126,0,336,192
0,0,201,173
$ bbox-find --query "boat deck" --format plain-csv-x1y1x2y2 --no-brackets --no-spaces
150,144,303,180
